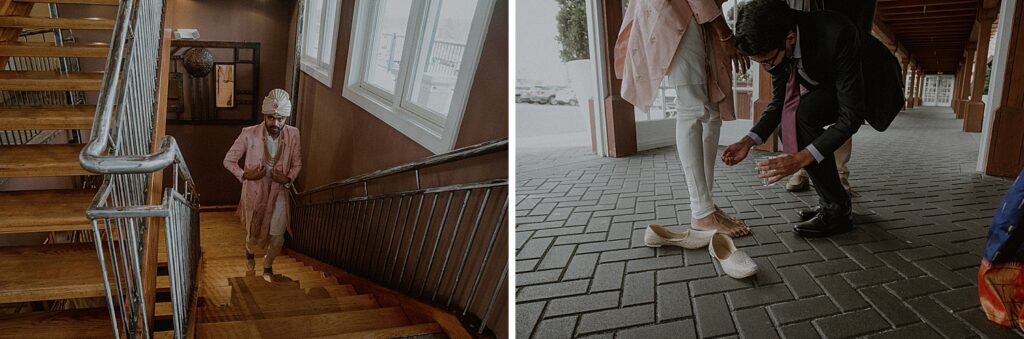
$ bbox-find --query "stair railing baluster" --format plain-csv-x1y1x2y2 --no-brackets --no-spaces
419,191,454,296
445,188,492,308
407,193,439,290
396,193,426,285
462,194,507,316
432,189,471,302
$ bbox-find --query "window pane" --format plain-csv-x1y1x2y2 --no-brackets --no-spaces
317,0,338,64
366,0,413,93
303,0,323,59
406,0,477,116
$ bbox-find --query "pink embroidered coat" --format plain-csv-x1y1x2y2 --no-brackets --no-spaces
223,124,302,246
614,0,735,120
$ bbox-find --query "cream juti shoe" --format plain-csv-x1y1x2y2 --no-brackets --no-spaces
709,233,758,279
644,224,714,249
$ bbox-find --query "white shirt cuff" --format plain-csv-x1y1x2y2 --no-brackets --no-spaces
806,145,826,163
747,132,764,145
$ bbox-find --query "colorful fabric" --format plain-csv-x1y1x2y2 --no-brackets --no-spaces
979,167,1024,330
979,260,1024,330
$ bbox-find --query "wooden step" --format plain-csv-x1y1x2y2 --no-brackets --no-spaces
197,284,357,307
198,294,380,323
201,271,334,288
196,307,411,338
15,0,120,5
0,143,90,177
0,308,113,339
157,275,169,293
311,323,444,339
0,243,105,303
0,105,95,130
0,16,115,30
0,42,109,58
0,71,103,91
155,301,172,320
0,189,94,234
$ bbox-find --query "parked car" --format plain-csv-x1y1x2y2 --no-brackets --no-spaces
550,87,578,105
515,86,531,103
528,85,578,105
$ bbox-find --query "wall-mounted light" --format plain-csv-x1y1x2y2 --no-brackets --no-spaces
174,28,200,40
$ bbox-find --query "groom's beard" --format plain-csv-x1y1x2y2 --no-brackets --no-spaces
266,125,281,137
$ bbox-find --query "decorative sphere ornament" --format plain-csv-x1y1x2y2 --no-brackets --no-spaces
182,47,214,78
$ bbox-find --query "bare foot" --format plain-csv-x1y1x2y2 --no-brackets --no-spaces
692,210,751,237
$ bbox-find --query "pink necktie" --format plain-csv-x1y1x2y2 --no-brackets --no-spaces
781,59,800,154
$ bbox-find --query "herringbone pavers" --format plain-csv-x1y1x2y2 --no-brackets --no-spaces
515,107,1024,338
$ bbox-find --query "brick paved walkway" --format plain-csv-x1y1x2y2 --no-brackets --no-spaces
515,107,1024,338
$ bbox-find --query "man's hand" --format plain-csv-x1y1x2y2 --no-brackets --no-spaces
722,136,756,166
242,165,266,180
756,150,815,184
271,168,290,184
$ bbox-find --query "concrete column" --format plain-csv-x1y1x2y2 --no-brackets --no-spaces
952,61,962,112
965,16,996,132
901,58,909,81
599,1,636,156
957,47,976,117
985,0,1024,176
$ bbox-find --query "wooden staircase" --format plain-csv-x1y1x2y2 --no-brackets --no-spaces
0,0,119,338
174,211,447,339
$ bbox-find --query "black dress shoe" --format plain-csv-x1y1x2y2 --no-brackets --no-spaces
798,206,821,221
793,213,853,237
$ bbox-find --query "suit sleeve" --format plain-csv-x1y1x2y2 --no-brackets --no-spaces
223,130,247,183
287,130,302,182
686,0,722,24
810,26,865,158
749,70,788,142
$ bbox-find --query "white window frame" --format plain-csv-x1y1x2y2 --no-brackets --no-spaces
343,0,495,154
300,0,343,87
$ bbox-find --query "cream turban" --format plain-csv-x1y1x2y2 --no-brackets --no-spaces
261,89,292,117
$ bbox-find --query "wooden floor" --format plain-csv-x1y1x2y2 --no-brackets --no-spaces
188,211,444,339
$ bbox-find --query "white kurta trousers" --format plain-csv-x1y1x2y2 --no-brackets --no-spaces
669,18,721,220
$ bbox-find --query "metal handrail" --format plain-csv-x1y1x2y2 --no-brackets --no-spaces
294,137,507,197
288,138,508,336
76,0,200,338
79,0,185,177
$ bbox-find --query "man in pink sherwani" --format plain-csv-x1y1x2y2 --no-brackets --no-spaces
223,89,302,278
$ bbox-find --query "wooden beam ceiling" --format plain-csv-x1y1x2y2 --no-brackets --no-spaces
875,0,984,73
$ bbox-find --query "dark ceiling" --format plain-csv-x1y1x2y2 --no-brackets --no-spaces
875,0,980,74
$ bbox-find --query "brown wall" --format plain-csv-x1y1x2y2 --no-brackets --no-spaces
294,0,509,191
163,0,296,205
291,1,509,336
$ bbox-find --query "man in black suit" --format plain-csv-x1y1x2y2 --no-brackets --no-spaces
721,0,867,237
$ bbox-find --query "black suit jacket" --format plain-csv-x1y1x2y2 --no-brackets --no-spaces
750,11,867,158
